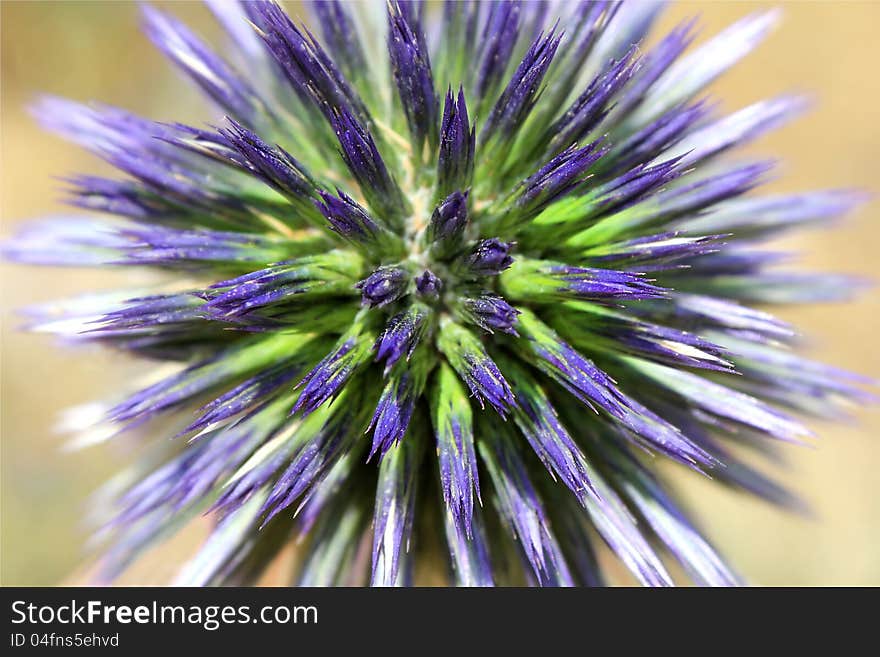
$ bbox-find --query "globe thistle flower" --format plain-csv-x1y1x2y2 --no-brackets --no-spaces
4,0,873,587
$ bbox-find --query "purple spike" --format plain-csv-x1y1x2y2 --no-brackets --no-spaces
292,339,360,416
31,96,180,159
516,311,715,469
509,379,598,503
371,424,422,586
156,121,252,168
112,446,206,527
93,293,204,332
105,350,241,425
30,104,262,222
474,1,522,102
124,416,262,524
570,1,619,55
97,149,196,200
443,506,494,586
85,144,255,223
211,440,297,516
102,410,276,581
109,225,291,268
616,396,717,469
575,310,732,373
601,442,741,586
31,106,258,225
433,377,481,538
205,261,333,318
141,5,265,124
715,271,868,304
619,101,711,171
330,106,408,225
481,26,561,143
479,430,574,586
679,247,788,277
656,161,774,219
356,266,409,308
219,119,315,199
629,358,814,445
615,19,698,119
551,265,669,300
462,354,515,418
675,189,869,238
262,408,360,524
293,490,372,585
462,294,521,335
293,447,363,536
375,305,427,374
183,363,302,434
516,141,607,217
527,336,626,418
388,1,439,151
205,0,265,60
673,96,809,166
712,332,876,413
522,0,551,39
316,189,381,243
63,175,172,220
540,2,619,108
309,0,367,81
437,87,475,197
594,1,665,65
249,1,369,123
591,158,684,218
368,373,418,461
549,46,639,149
0,217,128,267
673,293,795,340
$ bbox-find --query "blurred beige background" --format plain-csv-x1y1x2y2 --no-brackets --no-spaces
1,1,878,586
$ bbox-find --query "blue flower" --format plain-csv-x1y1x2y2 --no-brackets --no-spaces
3,0,872,587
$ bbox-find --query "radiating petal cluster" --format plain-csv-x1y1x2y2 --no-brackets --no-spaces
4,0,872,587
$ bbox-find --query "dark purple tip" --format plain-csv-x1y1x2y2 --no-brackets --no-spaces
415,270,443,299
464,238,515,276
356,266,409,308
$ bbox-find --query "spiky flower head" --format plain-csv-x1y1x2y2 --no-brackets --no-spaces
4,0,873,586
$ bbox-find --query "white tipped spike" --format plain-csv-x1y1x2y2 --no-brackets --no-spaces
632,9,781,126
